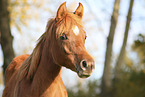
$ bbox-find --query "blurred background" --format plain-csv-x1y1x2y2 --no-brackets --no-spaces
0,0,145,97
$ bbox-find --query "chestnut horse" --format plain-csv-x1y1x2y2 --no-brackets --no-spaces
2,2,95,97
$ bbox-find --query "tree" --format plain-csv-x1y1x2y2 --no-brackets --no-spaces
100,0,121,97
114,0,134,81
0,0,50,82
0,0,15,80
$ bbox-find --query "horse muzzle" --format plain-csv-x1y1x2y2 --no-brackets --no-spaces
76,59,95,78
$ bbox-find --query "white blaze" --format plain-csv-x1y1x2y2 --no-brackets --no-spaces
72,26,79,35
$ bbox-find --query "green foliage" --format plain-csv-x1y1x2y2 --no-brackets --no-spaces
132,34,145,64
113,34,145,97
67,80,100,97
67,70,145,97
113,71,145,97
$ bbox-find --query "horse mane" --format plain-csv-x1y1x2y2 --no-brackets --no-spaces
17,18,55,81
17,12,83,82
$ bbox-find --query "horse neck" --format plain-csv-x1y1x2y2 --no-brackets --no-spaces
31,38,62,93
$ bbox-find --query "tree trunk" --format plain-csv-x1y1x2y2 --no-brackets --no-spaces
100,0,121,97
0,0,15,82
114,0,134,81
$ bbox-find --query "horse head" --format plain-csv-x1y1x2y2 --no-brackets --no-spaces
50,2,95,78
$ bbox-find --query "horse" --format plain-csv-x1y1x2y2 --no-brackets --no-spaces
2,2,95,97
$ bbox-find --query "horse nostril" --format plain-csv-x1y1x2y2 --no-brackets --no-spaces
80,60,88,70
82,61,87,68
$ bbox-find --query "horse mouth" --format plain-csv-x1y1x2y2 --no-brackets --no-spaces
78,73,90,78
76,69,91,78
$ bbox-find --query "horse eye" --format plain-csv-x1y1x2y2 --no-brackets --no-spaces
85,36,87,40
60,34,68,40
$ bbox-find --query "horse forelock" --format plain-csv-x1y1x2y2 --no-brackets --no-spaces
54,13,83,39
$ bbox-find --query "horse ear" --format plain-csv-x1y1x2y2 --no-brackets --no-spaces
74,3,84,19
56,2,67,21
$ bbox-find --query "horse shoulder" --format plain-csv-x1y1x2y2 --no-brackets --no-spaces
5,54,29,84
